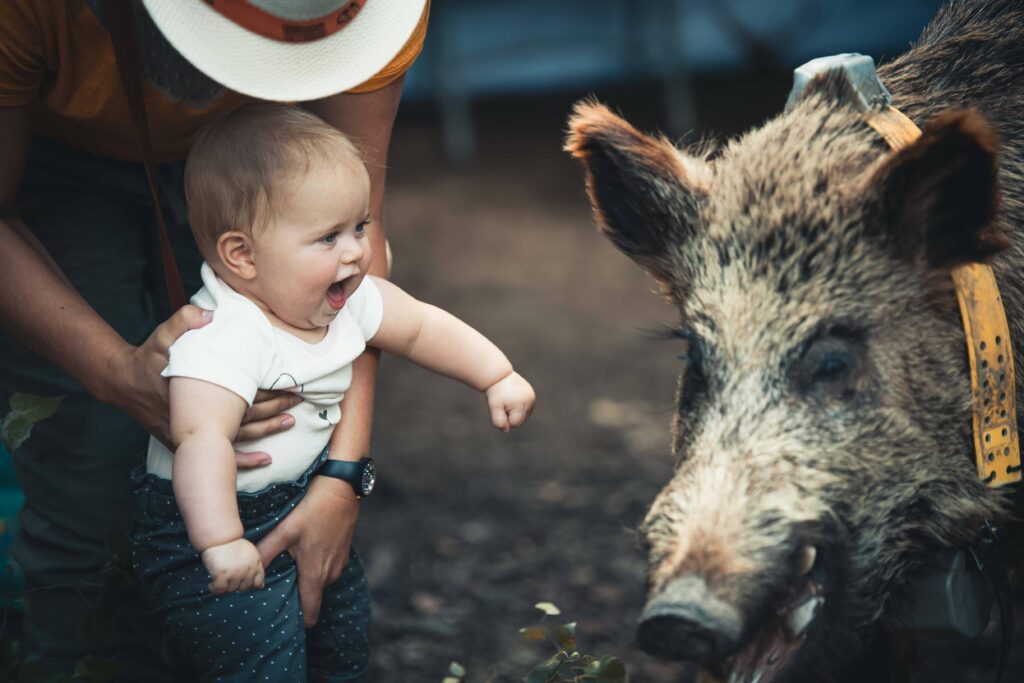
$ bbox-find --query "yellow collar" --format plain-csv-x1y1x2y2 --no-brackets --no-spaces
867,106,1021,487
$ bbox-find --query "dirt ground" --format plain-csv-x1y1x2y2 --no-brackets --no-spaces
361,81,726,683
359,77,1024,683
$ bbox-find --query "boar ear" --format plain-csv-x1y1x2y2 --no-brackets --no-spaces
565,100,711,286
865,109,1006,268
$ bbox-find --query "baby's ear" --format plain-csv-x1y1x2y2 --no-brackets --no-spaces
217,231,257,280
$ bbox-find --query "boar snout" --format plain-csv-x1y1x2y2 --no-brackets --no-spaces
637,575,743,661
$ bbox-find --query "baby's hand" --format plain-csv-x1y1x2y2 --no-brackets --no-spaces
485,371,536,432
201,538,265,594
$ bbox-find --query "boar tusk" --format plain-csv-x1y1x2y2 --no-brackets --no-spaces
785,595,825,638
797,545,817,576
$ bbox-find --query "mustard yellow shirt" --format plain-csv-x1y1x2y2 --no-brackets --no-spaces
0,0,429,161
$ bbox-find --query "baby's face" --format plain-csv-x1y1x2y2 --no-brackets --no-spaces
251,159,372,330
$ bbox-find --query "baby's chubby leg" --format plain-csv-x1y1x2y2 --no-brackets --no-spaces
136,548,308,680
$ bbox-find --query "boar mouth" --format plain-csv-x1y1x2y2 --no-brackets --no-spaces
721,545,829,683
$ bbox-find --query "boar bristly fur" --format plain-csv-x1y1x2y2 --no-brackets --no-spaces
566,1,1024,681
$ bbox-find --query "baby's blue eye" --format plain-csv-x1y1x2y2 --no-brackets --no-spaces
354,221,369,236
321,232,338,244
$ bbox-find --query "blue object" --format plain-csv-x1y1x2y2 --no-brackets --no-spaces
0,444,25,610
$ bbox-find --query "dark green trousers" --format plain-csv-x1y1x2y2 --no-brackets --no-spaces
0,136,203,678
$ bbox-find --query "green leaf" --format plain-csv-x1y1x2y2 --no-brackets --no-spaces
534,601,561,616
523,653,567,683
9,393,63,422
2,394,63,451
519,626,548,642
442,678,461,683
552,622,577,650
2,413,33,452
581,655,628,683
563,652,585,664
448,661,467,677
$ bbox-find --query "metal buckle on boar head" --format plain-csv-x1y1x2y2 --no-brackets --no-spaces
785,53,892,113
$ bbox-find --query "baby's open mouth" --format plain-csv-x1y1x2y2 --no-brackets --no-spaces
326,278,351,310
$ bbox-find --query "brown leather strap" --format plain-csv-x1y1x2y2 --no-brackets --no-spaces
105,0,188,312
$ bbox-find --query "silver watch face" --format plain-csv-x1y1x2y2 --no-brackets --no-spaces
360,459,376,496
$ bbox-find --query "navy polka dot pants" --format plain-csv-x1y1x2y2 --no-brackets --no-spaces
129,452,371,682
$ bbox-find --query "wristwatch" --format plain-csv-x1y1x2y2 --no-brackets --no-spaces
317,457,376,499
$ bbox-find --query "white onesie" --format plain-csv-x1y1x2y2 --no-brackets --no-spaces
146,262,383,492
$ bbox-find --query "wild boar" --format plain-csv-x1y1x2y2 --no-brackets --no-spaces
565,1,1024,681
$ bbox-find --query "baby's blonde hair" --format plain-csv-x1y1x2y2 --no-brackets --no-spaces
185,103,364,259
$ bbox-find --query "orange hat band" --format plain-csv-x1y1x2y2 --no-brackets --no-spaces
206,0,367,43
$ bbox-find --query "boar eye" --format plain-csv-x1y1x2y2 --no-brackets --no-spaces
813,352,851,381
792,330,863,399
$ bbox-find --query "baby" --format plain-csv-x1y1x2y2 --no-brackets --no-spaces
130,103,535,680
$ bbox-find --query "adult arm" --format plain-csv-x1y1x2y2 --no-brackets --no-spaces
257,77,403,627
0,106,186,442
0,106,288,457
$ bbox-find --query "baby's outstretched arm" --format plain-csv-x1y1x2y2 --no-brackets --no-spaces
368,277,536,430
170,377,265,594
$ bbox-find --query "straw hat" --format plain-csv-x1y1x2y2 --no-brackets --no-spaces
141,0,427,101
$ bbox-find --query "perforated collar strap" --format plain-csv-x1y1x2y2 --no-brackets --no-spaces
866,106,1022,488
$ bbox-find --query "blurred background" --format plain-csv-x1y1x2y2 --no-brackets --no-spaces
358,0,950,681
0,0,961,680
397,0,941,164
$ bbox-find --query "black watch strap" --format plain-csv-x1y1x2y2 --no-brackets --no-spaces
319,459,362,480
317,457,374,498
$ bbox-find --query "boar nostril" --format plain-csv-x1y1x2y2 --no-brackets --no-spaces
637,576,743,662
637,612,724,661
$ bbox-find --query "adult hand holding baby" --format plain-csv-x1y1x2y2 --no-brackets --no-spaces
107,302,295,467
256,475,360,627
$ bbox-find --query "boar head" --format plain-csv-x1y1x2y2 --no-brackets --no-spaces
566,77,1010,682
